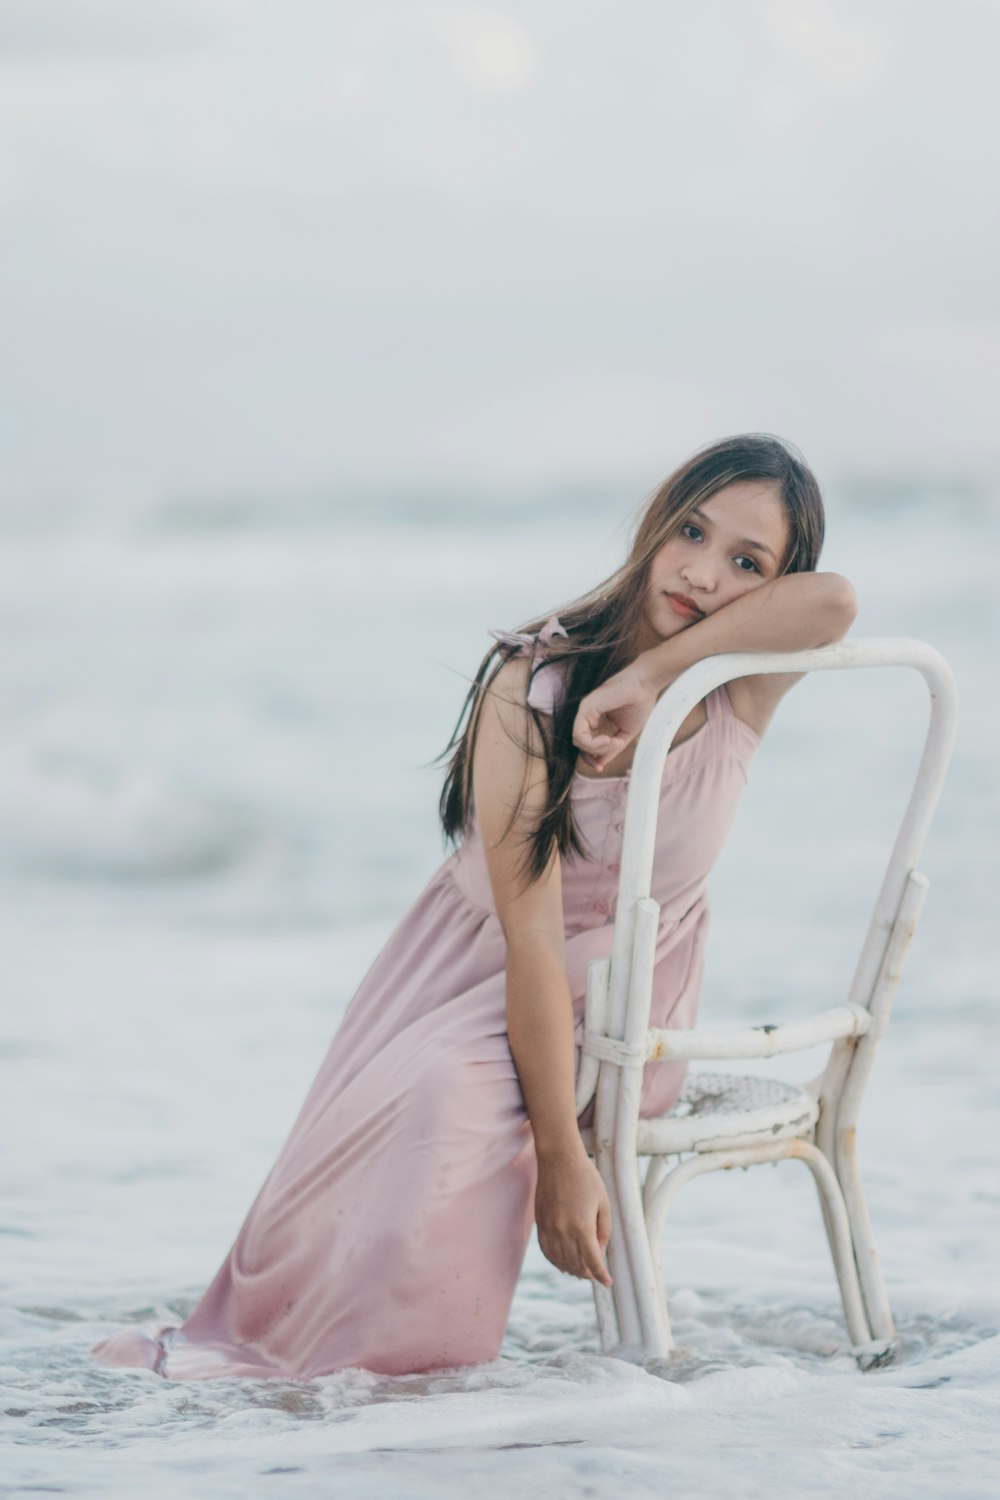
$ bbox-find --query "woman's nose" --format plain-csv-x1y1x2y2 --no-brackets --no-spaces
681,563,715,593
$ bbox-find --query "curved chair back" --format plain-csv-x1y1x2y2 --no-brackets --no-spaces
577,639,957,1360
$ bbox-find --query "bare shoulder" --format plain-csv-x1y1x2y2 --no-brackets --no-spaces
472,655,562,939
475,655,534,729
471,655,542,775
483,654,533,699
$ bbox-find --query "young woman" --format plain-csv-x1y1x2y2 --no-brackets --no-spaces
90,432,857,1381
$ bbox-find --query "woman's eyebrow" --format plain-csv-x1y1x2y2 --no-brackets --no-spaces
691,508,778,562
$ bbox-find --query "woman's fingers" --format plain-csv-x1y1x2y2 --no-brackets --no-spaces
574,704,620,753
574,664,658,760
596,1195,612,1251
582,1249,613,1287
574,723,609,755
585,1199,614,1285
573,707,634,759
575,726,630,763
578,1228,613,1287
535,1161,615,1285
542,1231,613,1288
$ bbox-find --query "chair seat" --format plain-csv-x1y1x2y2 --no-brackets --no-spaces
579,1071,820,1156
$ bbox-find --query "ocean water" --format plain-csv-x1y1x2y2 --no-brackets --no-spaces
2,485,998,1497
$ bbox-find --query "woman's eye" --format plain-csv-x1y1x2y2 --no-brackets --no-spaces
680,525,758,573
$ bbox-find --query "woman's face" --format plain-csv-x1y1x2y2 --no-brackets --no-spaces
640,479,791,650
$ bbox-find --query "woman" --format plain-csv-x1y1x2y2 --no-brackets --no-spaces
90,432,856,1381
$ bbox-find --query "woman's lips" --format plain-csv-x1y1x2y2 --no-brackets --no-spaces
666,592,703,619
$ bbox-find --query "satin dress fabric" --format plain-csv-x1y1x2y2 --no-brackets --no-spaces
90,617,760,1380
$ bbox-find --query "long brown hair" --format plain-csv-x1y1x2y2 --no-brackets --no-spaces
434,433,825,888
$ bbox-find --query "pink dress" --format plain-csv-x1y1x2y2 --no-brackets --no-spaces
90,617,760,1381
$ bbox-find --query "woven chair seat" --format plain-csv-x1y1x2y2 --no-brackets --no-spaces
580,1071,819,1157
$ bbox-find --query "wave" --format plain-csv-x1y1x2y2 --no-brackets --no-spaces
0,747,262,881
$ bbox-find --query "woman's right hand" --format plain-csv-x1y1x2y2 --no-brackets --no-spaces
572,658,664,774
535,1148,613,1287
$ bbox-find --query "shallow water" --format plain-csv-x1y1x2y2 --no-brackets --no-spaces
2,489,998,1496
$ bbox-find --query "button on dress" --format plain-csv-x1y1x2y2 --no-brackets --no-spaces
90,616,760,1381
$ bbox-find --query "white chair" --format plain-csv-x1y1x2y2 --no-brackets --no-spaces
574,639,957,1370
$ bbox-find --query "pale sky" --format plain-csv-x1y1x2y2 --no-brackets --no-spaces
2,0,999,505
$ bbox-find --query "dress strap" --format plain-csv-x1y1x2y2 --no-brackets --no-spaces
704,683,729,721
487,614,568,658
487,614,568,715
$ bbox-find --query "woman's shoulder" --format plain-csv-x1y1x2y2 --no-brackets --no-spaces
480,652,533,705
487,614,569,716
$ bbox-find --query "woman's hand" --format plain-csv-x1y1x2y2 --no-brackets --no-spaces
535,1147,614,1287
572,657,667,774
573,575,859,772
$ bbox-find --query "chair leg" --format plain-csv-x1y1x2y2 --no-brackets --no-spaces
641,1156,671,1313
582,1124,627,1352
787,1140,892,1362
593,1139,643,1353
639,1152,741,1356
643,1142,888,1367
593,1058,657,1357
834,1126,898,1347
643,1154,670,1211
613,1141,672,1359
591,1279,619,1351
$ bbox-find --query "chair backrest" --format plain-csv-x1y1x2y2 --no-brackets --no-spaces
577,639,957,1121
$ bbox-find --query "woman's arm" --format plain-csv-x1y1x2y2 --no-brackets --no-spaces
642,570,857,691
575,571,858,769
472,657,612,1287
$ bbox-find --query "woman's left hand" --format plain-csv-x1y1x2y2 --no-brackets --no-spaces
572,659,663,773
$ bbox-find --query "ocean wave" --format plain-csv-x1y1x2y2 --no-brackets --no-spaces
0,748,261,881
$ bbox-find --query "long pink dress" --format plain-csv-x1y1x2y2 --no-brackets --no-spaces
90,617,760,1380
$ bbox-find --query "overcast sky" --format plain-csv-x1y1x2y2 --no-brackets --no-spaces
2,0,998,505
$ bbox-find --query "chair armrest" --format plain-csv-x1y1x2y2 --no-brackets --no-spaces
645,1003,871,1062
